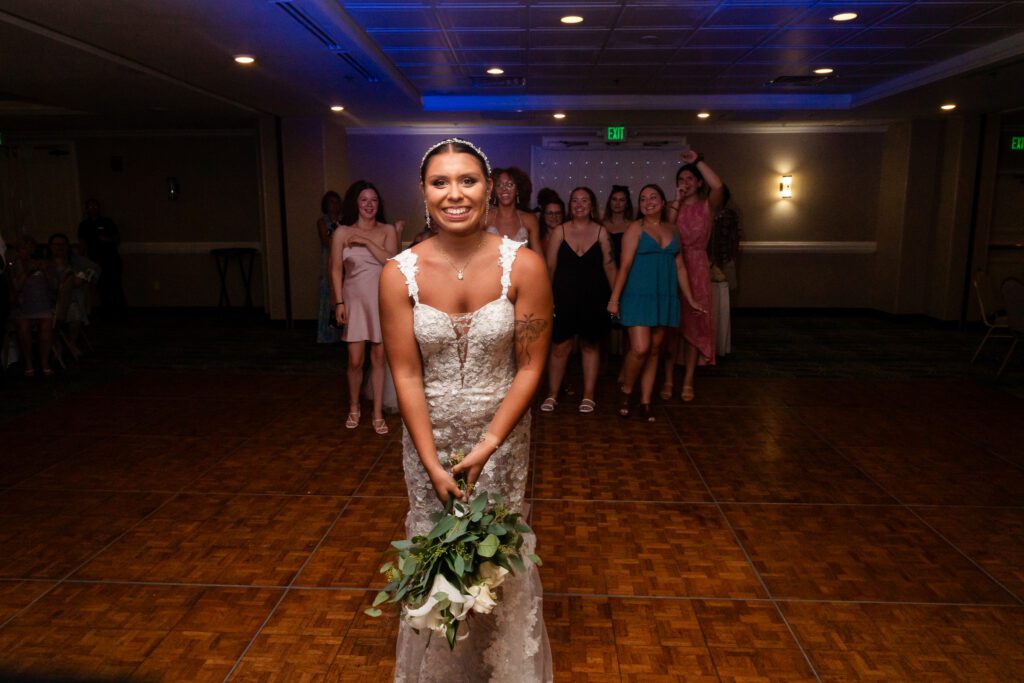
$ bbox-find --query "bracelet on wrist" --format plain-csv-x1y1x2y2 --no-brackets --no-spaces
335,302,345,307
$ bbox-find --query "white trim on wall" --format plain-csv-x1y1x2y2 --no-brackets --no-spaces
120,241,262,255
740,241,876,254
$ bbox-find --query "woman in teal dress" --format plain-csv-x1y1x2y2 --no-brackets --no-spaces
607,184,704,421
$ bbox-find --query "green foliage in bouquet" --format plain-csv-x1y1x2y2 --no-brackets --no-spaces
365,488,541,650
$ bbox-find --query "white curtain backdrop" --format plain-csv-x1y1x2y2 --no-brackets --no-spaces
530,146,686,212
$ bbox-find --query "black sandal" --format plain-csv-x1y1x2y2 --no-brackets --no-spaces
640,403,655,423
618,389,632,418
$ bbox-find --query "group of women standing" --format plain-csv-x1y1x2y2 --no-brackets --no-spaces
543,149,724,420
316,144,725,431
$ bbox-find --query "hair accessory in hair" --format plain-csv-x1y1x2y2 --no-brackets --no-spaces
420,137,492,177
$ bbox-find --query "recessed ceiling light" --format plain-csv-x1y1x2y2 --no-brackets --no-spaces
330,105,345,112
813,67,834,75
697,112,711,119
560,15,584,24
486,67,505,75
940,103,957,111
553,112,567,119
640,34,659,42
831,12,858,22
234,54,256,65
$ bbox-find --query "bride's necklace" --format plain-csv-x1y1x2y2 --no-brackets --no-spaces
434,234,486,281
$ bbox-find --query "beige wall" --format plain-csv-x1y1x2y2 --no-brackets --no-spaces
73,131,264,308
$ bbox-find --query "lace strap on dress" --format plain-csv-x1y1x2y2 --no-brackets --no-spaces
391,250,420,304
499,236,524,297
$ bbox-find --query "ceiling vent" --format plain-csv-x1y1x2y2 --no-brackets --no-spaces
275,1,378,83
469,75,526,88
769,74,832,86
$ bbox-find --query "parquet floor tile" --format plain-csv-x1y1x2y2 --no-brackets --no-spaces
0,581,54,626
663,407,826,448
724,504,1016,603
0,490,170,579
74,493,344,585
353,444,408,498
189,435,380,495
841,444,1024,505
913,505,1024,600
296,497,408,588
533,441,711,503
15,434,245,492
689,443,894,504
532,501,766,598
324,591,398,682
780,601,1024,681
0,583,279,681
792,406,976,450
0,433,81,489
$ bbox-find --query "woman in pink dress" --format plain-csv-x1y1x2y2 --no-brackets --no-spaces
330,180,398,434
662,149,724,402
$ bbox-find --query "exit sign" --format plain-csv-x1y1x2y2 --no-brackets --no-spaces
607,126,626,141
1012,136,1024,151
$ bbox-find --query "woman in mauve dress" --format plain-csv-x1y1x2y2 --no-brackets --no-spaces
662,149,724,403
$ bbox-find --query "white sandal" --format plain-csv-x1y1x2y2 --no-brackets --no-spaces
578,398,596,414
540,396,557,412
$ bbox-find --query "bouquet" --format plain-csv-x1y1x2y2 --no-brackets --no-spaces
365,453,541,649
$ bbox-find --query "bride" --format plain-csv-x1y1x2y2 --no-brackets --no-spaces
380,139,554,682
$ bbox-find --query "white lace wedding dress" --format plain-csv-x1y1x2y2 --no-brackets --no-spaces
391,237,553,683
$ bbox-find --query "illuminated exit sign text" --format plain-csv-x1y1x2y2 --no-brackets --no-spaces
1012,136,1024,151
607,126,626,141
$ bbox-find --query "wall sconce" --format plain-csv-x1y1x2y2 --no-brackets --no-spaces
167,177,180,201
779,175,793,198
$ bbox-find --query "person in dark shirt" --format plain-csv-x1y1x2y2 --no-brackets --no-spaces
77,198,125,314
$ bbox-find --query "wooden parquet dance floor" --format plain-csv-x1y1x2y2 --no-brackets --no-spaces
1,371,1022,681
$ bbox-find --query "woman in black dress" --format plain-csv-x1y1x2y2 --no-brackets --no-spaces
541,187,617,413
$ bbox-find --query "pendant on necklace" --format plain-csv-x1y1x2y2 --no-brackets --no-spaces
457,271,464,280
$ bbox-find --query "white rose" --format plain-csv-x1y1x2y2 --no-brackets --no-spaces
403,574,474,631
477,561,510,589
468,583,498,614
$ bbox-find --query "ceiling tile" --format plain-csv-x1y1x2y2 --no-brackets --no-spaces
366,30,450,49
440,6,527,30
383,49,454,67
528,28,610,49
842,27,947,48
965,3,1024,26
618,4,717,28
921,25,1024,46
763,27,851,48
456,50,527,66
669,47,750,65
687,27,776,48
705,3,810,27
596,48,679,65
605,29,694,49
880,3,1004,27
738,47,825,64
529,49,598,65
451,30,526,49
342,7,438,30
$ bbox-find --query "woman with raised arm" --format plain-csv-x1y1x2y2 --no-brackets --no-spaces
607,184,704,422
662,149,725,402
330,180,398,435
487,166,542,253
380,138,553,681
542,186,616,414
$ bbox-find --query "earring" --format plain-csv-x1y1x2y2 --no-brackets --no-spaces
423,203,431,231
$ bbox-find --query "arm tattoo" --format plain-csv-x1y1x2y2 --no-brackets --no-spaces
515,314,549,366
